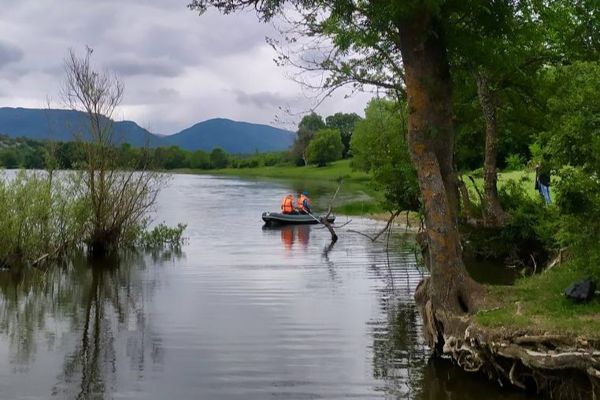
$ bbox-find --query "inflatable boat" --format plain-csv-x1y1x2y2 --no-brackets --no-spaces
262,211,335,226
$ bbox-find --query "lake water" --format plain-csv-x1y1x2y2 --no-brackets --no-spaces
0,174,532,399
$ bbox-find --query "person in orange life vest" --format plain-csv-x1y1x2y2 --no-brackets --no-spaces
297,191,312,214
280,194,295,214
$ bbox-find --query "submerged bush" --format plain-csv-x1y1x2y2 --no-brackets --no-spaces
138,223,187,250
64,48,168,256
0,170,88,268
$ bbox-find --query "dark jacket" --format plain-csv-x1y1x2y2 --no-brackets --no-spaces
538,172,551,187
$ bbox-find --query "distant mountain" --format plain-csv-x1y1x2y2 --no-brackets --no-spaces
0,107,295,153
163,118,295,153
0,107,161,147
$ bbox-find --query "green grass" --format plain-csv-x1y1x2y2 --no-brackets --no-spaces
336,199,385,215
464,169,539,200
180,159,369,182
476,262,600,338
178,160,387,216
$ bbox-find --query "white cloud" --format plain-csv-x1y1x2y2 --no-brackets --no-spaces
0,0,371,133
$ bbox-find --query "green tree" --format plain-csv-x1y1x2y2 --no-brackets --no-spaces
23,147,47,169
305,128,343,167
542,62,600,170
188,0,483,321
209,147,229,169
0,149,20,168
325,112,362,157
158,146,188,169
56,141,85,169
290,112,325,166
187,149,211,169
351,99,419,212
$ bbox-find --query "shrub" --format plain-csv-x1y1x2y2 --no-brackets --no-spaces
0,170,88,268
138,223,187,250
505,153,526,171
464,179,558,265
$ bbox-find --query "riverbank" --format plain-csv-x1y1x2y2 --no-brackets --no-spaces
417,256,600,398
176,160,390,216
179,163,600,395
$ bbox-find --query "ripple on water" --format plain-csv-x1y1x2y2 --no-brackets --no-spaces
0,174,534,400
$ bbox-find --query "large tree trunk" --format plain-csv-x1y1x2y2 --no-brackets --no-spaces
398,11,483,316
475,70,510,227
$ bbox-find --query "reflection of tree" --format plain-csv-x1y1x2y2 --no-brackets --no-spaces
370,300,427,398
367,233,429,398
52,253,167,399
414,358,530,400
368,237,529,400
0,250,175,399
321,240,338,282
55,261,113,399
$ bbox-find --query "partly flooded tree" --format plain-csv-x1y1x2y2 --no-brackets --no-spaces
188,0,482,320
63,48,163,256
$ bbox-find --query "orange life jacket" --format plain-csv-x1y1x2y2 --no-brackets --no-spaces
297,194,306,212
298,194,311,212
281,195,294,214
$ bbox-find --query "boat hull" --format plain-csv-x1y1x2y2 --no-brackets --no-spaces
262,212,335,226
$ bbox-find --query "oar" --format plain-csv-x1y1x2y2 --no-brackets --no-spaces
306,211,322,224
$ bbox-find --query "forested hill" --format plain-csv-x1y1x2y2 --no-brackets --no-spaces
0,107,294,153
162,118,295,153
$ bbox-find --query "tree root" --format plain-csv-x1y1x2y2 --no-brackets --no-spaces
416,284,600,398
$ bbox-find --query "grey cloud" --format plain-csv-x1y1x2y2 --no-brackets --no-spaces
127,87,180,105
233,89,296,110
0,41,23,68
157,88,179,98
134,19,269,66
0,0,369,132
108,57,184,77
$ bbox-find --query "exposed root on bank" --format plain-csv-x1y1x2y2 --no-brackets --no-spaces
416,276,600,399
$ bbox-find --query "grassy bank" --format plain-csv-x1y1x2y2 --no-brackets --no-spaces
182,159,369,181
177,163,544,217
464,169,538,200
177,160,388,216
476,260,600,338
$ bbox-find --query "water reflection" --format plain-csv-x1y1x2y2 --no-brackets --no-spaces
0,250,179,399
0,175,536,399
365,231,532,400
262,225,312,252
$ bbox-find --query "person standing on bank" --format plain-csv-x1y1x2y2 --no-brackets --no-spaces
535,164,552,205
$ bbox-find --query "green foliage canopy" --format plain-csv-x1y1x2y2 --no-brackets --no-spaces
325,112,362,157
351,98,419,212
291,112,326,166
305,128,343,167
209,148,229,169
542,62,600,171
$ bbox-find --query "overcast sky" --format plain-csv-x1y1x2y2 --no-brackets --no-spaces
0,0,372,134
